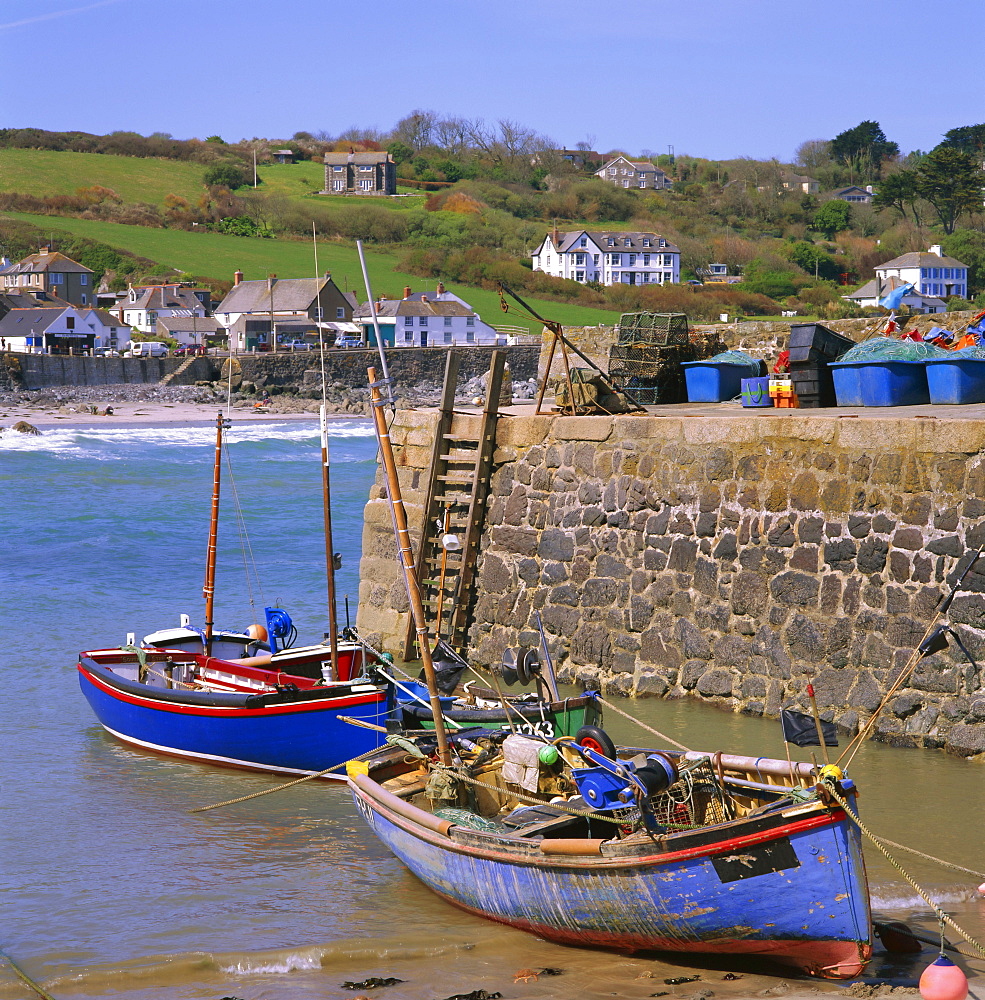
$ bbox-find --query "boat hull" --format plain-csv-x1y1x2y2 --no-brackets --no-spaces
350,776,871,978
79,660,388,777
400,695,599,739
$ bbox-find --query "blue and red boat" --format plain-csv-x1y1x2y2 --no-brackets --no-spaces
348,732,872,978
78,643,390,777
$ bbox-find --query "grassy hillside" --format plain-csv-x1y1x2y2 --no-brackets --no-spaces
0,148,432,209
0,211,617,329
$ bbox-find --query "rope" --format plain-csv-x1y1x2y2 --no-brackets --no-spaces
596,695,689,751
0,950,58,1000
223,442,264,618
822,779,985,959
872,837,985,882
189,745,382,813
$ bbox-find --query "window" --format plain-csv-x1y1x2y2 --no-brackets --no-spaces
333,180,344,191
314,307,324,320
404,329,414,342
628,254,637,265
404,316,413,325
443,331,452,344
643,254,650,266
49,272,64,284
575,253,586,265
359,164,372,171
612,272,620,282
80,294,87,305
593,254,599,265
466,317,475,326
336,307,345,319
623,180,629,187
444,317,452,326
466,330,475,343
663,254,674,266
576,271,584,282
624,239,631,247
419,317,428,327
608,168,617,175
66,316,75,329
609,253,620,265
79,274,88,285
607,238,614,247
359,179,372,190
333,165,343,171
579,237,587,247
642,238,651,247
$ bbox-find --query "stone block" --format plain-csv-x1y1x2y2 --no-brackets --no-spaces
820,575,842,614
824,539,857,572
848,515,871,539
675,619,712,660
694,558,718,596
714,532,738,562
857,536,889,574
893,526,924,551
797,515,825,545
635,672,670,696
889,550,911,583
767,518,796,547
538,528,574,562
944,723,985,757
871,513,895,534
696,669,734,697
583,577,622,607
680,659,705,689
668,538,698,572
784,613,826,661
713,634,751,668
770,571,820,607
732,570,769,616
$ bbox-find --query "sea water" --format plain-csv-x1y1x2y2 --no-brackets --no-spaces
2,417,984,1000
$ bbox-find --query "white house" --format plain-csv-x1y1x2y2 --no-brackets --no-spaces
0,305,128,353
352,284,503,347
843,244,968,313
117,284,209,334
531,230,681,287
594,156,672,191
833,185,875,203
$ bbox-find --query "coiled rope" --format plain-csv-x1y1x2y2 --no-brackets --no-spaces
822,779,985,960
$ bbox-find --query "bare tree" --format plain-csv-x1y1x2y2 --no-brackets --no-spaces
390,110,438,151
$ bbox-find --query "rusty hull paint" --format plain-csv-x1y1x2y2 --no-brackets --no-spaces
349,781,871,979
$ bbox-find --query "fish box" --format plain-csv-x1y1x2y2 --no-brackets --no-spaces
847,360,931,407
829,361,865,406
787,323,856,363
740,376,773,407
682,361,749,402
925,358,985,405
790,362,837,407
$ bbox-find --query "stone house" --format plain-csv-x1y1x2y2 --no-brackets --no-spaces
323,152,396,195
0,248,95,307
594,155,672,191
117,284,210,334
532,230,681,287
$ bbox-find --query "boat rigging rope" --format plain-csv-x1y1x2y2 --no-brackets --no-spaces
596,695,689,751
821,779,985,960
222,443,265,618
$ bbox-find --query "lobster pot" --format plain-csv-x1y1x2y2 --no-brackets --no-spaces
616,312,690,347
608,342,696,404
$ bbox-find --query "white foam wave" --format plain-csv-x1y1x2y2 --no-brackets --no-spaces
0,418,374,458
220,951,323,975
872,887,975,910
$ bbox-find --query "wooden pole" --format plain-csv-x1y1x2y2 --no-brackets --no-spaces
368,367,451,765
320,405,339,679
202,411,225,657
805,680,830,766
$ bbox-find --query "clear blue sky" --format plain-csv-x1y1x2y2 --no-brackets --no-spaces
3,0,982,162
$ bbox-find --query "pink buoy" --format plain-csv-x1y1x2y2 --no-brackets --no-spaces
919,955,968,1000
978,882,985,895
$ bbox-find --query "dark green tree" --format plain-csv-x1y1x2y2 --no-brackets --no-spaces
916,148,982,234
203,162,249,189
385,140,414,165
872,169,922,226
812,200,853,238
784,241,841,281
830,121,899,178
936,123,985,156
941,229,985,295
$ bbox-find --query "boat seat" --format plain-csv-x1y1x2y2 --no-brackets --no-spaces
501,796,613,839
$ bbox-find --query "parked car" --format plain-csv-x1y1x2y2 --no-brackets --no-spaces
174,344,206,357
128,342,169,358
279,341,313,351
93,347,121,357
335,334,363,349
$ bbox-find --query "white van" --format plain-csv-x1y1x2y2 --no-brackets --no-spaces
129,342,169,358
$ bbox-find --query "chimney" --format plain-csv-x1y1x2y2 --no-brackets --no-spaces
323,271,331,280
929,244,943,257
865,185,873,194
234,269,243,285
39,246,50,256
421,294,429,304
403,286,412,299
436,281,446,295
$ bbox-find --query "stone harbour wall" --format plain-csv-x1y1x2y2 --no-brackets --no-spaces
358,409,985,757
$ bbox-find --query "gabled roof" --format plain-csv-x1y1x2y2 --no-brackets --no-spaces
844,276,947,307
0,250,93,275
80,307,127,328
0,306,72,334
535,230,679,255
155,315,222,333
216,277,338,315
124,285,206,312
323,151,392,165
352,296,476,320
876,251,968,270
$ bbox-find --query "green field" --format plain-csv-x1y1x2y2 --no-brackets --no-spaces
0,148,432,209
1,211,617,330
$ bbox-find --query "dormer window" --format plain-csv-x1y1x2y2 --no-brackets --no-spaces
129,289,137,302
642,239,651,247
607,238,614,247
579,237,587,247
624,239,631,247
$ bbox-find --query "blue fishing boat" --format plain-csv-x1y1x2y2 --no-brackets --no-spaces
348,732,872,978
78,644,390,777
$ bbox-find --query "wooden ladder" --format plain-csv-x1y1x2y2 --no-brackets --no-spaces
403,350,506,659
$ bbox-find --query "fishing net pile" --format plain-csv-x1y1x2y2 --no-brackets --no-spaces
838,337,950,363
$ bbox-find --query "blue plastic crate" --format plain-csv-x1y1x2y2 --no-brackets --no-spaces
926,358,985,404
829,361,864,406
740,376,773,407
682,362,749,402
856,360,930,407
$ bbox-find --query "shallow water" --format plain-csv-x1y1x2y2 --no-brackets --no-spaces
2,418,983,1000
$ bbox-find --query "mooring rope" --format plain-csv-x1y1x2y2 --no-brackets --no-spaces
0,949,57,1000
822,779,985,960
596,695,689,751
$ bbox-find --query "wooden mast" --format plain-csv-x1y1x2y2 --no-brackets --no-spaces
368,367,451,765
202,411,225,657
320,405,340,679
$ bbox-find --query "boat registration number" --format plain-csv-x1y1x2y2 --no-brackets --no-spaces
504,720,555,738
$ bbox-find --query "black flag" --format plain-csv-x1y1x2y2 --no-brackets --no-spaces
781,709,839,748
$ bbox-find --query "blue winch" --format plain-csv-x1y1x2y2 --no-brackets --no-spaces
263,606,295,655
569,749,678,828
